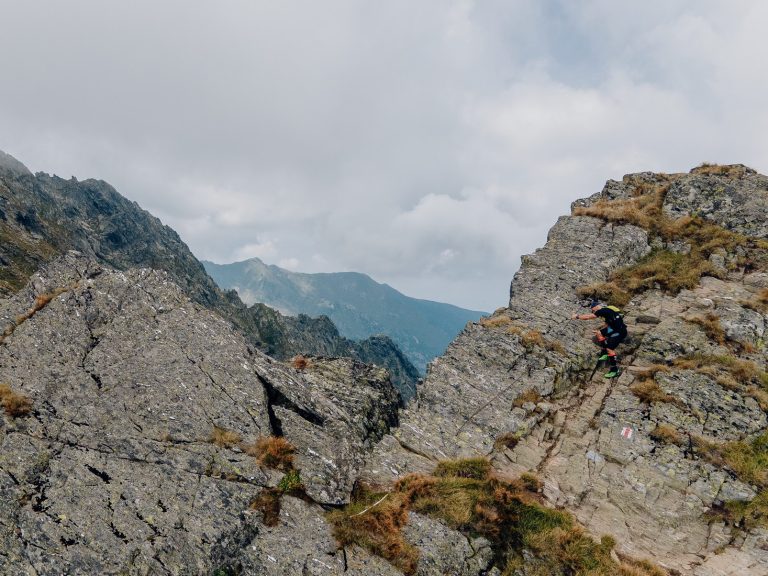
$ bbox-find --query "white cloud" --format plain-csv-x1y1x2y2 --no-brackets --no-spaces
1,1,767,311
232,241,277,263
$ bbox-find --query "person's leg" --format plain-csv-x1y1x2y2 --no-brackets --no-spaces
603,333,624,378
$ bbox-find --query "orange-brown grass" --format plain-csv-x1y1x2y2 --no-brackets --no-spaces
690,163,750,178
513,388,543,408
630,380,684,408
674,354,768,389
573,175,763,305
616,553,670,576
327,485,418,575
291,355,311,370
329,458,665,575
576,282,632,308
573,182,669,232
688,313,726,345
209,426,242,448
250,488,283,526
505,324,565,354
244,436,296,471
650,424,686,446
480,314,514,328
0,383,33,417
0,285,75,344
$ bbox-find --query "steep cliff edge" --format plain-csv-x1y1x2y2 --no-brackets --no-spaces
361,165,768,575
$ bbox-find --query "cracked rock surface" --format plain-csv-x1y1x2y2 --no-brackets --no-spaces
362,167,768,575
0,253,400,575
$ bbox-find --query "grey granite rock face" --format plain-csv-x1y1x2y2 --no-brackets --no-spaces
0,253,400,574
361,167,768,575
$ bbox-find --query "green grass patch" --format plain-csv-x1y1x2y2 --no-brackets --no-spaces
328,458,664,575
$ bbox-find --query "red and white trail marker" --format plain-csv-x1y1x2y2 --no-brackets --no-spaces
621,426,633,440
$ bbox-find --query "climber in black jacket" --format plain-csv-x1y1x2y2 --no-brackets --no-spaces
571,300,627,378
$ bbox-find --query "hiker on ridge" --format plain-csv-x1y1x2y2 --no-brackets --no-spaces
571,300,627,379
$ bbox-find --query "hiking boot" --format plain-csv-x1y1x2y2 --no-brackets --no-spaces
604,368,622,379
598,354,609,362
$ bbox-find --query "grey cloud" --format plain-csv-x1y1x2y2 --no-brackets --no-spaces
1,1,767,311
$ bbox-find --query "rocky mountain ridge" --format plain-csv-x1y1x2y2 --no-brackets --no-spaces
0,154,419,399
2,162,768,575
203,257,487,373
359,164,768,575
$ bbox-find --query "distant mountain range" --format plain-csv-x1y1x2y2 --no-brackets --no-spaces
203,258,488,372
0,150,420,401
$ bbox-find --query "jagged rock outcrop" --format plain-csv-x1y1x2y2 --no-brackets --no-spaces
5,161,768,575
361,165,768,575
0,155,419,398
0,253,406,574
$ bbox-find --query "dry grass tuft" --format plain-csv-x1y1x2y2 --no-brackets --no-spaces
327,485,418,575
244,436,296,471
291,355,311,370
513,388,543,408
433,457,491,480
674,354,768,389
576,282,632,308
630,380,682,407
573,176,767,304
480,315,514,328
650,424,686,446
688,313,726,345
741,288,768,314
209,426,242,449
250,488,282,526
693,432,768,488
0,383,33,417
0,285,75,344
690,163,750,178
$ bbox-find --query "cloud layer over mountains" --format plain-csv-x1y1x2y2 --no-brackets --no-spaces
2,0,767,309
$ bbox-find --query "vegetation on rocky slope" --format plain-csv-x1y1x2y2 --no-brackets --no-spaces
573,170,768,307
328,458,665,575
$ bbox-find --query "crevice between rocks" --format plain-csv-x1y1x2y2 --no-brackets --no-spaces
255,373,324,437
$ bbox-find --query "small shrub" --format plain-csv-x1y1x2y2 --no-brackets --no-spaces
0,383,33,417
245,436,296,471
719,490,768,530
494,429,527,451
277,468,303,493
209,426,242,449
291,355,311,370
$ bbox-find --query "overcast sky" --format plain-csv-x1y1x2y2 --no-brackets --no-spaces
2,1,768,311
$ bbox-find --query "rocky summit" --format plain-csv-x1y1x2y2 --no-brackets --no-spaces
2,163,768,575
